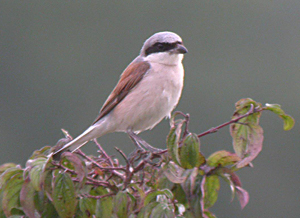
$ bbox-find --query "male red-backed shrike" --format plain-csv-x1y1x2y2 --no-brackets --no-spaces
53,31,188,158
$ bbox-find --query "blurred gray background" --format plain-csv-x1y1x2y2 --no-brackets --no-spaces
1,1,299,217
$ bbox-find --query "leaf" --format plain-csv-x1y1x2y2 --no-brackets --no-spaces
179,133,205,169
217,168,249,208
93,187,113,218
203,175,220,209
113,191,132,218
204,210,217,218
235,186,249,209
79,197,96,218
0,166,23,189
137,202,159,218
29,146,52,160
181,168,199,197
217,168,241,201
149,202,175,218
207,150,241,167
52,172,77,218
162,162,186,184
35,191,59,218
173,185,187,205
61,152,87,187
27,157,48,192
20,178,40,218
183,210,197,218
0,163,17,174
181,169,203,217
235,125,264,168
230,99,264,168
167,119,184,166
264,103,295,131
144,189,173,206
2,171,24,217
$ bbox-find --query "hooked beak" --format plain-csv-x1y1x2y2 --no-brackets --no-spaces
174,44,188,54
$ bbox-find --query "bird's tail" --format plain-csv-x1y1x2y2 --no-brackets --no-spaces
52,125,98,159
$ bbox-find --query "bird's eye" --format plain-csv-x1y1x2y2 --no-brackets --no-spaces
157,43,164,50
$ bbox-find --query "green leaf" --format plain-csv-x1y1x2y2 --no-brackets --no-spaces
29,146,52,160
0,189,5,218
20,178,40,218
264,103,295,131
27,157,48,192
137,202,159,218
204,210,217,218
179,133,205,169
2,171,24,217
0,163,17,174
96,197,113,218
0,167,23,189
79,197,96,218
52,172,78,218
173,185,187,205
149,202,175,218
182,210,197,218
94,187,113,218
207,150,241,167
167,120,184,166
113,191,132,218
144,189,173,206
203,175,220,209
35,191,59,218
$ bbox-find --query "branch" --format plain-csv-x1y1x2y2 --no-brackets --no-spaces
197,104,262,138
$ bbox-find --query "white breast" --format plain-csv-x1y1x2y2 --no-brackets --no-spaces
109,59,184,133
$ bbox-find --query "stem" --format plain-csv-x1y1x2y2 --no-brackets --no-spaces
94,139,114,167
197,104,262,138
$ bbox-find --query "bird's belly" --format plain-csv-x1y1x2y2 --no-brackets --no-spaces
111,64,184,133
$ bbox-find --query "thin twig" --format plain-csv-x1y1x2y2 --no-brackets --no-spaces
75,149,125,179
197,104,262,138
115,147,129,165
94,139,114,167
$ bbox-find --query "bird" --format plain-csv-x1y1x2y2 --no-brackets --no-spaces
53,31,188,159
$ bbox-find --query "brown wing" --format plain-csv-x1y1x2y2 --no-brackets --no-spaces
92,61,150,124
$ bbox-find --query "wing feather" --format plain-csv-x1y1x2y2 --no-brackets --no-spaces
92,61,150,124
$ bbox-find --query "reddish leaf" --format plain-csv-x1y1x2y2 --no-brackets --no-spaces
61,152,87,186
236,186,249,209
20,178,39,218
230,99,264,168
235,125,264,168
